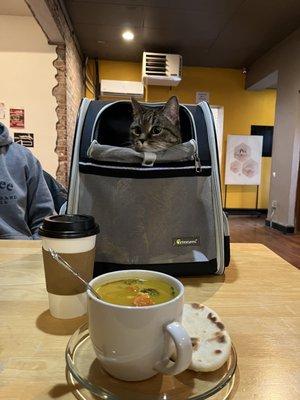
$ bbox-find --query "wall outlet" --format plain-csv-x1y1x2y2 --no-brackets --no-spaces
271,200,277,209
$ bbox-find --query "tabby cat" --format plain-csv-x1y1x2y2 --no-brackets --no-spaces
130,96,182,152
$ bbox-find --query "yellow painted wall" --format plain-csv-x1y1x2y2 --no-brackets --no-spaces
88,60,276,208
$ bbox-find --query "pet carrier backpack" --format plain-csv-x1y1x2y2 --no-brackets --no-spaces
67,99,230,276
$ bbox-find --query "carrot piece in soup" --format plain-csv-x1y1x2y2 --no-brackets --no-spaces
133,293,155,307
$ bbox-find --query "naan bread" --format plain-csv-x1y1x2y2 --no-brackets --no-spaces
174,303,231,372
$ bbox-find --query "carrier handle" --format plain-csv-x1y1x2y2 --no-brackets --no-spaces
191,138,202,172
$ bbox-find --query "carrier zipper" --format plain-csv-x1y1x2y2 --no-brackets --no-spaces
199,102,225,275
80,161,211,172
182,106,202,174
68,98,91,214
194,152,201,173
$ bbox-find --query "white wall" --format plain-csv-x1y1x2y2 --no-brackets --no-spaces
0,15,58,176
246,28,300,228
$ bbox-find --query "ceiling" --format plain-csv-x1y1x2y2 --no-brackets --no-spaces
0,0,31,16
64,0,300,68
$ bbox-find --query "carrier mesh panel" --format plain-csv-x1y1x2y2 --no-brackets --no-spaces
78,174,217,265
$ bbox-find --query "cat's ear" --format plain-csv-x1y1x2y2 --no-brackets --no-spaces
131,97,143,117
162,96,180,125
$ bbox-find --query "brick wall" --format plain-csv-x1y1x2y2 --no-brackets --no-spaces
65,38,84,173
45,0,85,187
52,44,67,185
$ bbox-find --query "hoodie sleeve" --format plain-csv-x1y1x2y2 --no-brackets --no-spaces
25,154,55,239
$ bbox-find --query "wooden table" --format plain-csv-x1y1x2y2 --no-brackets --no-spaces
0,241,299,400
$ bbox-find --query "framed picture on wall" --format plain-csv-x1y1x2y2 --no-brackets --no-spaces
14,132,34,147
10,108,25,128
225,135,263,185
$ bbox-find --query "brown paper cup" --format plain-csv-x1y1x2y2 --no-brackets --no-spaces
39,215,99,319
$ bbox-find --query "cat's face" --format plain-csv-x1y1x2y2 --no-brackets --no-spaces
130,96,181,152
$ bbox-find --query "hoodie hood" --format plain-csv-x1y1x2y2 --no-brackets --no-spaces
0,123,13,147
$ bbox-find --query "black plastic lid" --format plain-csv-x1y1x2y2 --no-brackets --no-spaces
38,214,99,239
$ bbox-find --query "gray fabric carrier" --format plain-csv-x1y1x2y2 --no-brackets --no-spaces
67,99,230,277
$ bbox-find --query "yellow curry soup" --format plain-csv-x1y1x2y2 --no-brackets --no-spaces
94,278,178,307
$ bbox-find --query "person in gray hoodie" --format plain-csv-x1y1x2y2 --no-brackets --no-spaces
0,122,54,239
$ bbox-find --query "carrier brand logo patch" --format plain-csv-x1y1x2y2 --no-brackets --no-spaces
173,237,200,247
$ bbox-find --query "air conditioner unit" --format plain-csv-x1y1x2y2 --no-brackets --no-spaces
100,80,144,98
142,52,182,87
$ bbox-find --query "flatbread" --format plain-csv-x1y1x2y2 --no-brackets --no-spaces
173,303,232,372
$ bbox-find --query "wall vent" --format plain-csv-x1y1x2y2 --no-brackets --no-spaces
142,52,182,86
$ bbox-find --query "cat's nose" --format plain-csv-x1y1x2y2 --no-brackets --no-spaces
140,139,145,144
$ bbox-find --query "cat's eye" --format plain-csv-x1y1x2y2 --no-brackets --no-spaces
152,126,162,135
133,126,142,136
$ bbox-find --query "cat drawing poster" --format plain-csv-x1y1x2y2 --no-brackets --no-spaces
225,135,263,185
